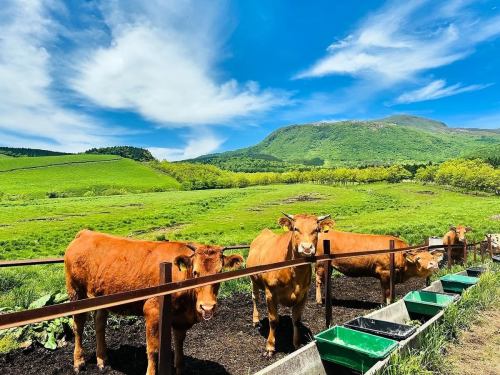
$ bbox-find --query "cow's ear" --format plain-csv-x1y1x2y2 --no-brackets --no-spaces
320,219,335,232
278,217,293,231
449,226,456,232
404,251,416,263
223,254,244,270
174,255,192,272
465,226,472,232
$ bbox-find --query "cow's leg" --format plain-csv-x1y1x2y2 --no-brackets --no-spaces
264,288,279,357
72,312,87,373
144,299,160,375
380,275,391,305
94,309,108,370
292,296,307,349
251,279,261,327
173,328,187,375
315,263,325,305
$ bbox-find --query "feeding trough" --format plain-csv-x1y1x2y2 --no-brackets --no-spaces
492,255,500,263
466,266,486,277
315,326,397,373
403,290,456,316
440,274,478,294
344,317,416,341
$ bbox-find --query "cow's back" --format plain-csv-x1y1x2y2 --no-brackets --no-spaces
65,230,189,301
319,231,408,277
247,229,292,267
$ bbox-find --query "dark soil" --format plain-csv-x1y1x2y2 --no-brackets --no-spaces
0,276,425,375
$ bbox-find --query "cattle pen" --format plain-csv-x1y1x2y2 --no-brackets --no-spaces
0,237,494,375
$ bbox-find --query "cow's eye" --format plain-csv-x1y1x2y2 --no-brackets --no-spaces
293,228,300,233
193,271,199,277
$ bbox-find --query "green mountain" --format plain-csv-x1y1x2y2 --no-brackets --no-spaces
192,115,500,169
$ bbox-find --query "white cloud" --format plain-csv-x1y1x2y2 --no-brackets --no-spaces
148,130,224,161
296,0,500,83
395,80,492,104
0,0,116,152
71,0,289,126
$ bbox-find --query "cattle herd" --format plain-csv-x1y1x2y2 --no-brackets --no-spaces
63,214,486,375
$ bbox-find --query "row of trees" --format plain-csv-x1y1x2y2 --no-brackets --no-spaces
153,161,412,190
415,159,499,193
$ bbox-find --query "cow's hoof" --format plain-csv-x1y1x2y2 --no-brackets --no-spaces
98,365,111,373
253,321,262,328
262,350,275,358
74,364,86,374
316,300,324,306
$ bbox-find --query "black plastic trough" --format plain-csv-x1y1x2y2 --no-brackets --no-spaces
466,267,486,277
492,255,500,263
344,317,417,341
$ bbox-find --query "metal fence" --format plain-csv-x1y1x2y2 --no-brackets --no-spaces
0,236,494,374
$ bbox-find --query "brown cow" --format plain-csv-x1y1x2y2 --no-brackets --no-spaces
64,230,243,375
316,231,442,305
442,225,471,264
247,213,334,357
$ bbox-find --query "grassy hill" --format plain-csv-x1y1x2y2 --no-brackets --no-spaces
0,147,69,157
192,115,500,169
0,155,180,199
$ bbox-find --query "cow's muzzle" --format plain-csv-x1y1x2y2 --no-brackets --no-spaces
200,304,215,321
298,243,316,256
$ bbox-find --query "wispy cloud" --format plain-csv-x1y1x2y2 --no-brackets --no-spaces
394,80,492,104
296,0,500,84
0,0,116,152
71,1,289,126
148,129,224,161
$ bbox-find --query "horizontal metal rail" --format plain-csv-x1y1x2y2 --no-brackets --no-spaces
0,258,64,267
0,242,479,268
0,241,487,330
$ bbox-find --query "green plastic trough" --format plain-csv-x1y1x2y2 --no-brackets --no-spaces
440,274,478,294
315,326,397,373
403,290,456,316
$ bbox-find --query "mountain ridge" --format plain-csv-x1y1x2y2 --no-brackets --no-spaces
191,115,500,169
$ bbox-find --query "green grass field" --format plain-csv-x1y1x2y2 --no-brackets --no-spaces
0,182,499,309
0,155,180,199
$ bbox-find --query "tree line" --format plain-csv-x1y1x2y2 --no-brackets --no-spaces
415,159,499,194
152,161,412,190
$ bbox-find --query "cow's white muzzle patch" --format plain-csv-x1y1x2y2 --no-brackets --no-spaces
298,243,316,256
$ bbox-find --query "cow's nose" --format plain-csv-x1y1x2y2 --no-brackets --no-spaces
200,304,214,312
200,304,215,321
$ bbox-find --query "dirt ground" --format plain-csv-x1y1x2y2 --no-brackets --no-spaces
0,275,425,375
445,308,500,375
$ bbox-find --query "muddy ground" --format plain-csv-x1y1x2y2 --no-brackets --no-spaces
0,275,425,375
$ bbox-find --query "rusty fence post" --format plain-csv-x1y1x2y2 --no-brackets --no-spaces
424,238,430,286
324,239,332,328
473,241,477,262
389,240,395,304
488,235,493,258
158,262,173,375
481,239,485,262
463,239,467,266
447,236,452,271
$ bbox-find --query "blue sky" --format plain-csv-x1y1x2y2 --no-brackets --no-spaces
1,0,499,160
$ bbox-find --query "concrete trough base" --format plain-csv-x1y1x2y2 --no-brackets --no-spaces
254,342,326,375
255,270,476,375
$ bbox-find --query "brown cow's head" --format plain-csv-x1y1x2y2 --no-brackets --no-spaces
404,250,441,277
449,225,472,242
279,213,334,257
174,244,243,321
